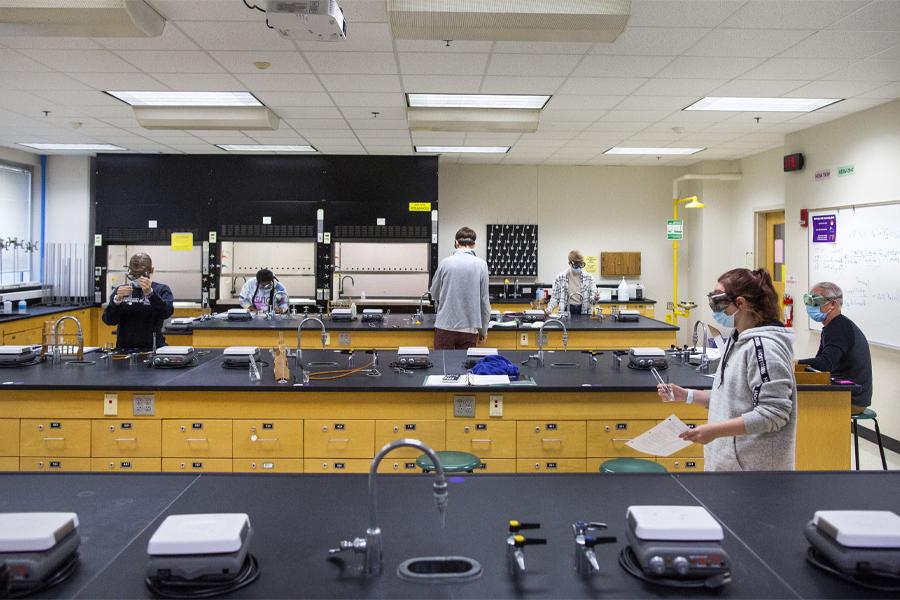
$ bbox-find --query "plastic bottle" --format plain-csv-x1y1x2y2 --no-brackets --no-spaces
635,282,644,300
617,277,630,302
2,300,11,313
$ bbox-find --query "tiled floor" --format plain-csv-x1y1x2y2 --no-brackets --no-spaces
852,435,900,470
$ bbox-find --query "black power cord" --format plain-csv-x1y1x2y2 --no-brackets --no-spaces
806,546,900,592
145,553,260,599
618,547,731,590
242,0,265,12
5,552,79,599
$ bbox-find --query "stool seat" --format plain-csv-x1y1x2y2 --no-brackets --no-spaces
417,451,480,473
851,408,878,420
599,458,667,473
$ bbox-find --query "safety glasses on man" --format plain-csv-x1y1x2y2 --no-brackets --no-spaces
803,292,842,307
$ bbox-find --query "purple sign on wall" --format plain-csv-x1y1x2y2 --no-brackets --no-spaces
812,214,837,243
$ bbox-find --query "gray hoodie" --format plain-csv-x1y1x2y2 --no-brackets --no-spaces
705,325,797,471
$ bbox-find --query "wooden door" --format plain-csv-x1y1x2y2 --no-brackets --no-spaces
765,211,785,307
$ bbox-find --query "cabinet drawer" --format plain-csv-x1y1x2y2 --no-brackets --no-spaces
377,459,423,474
3,327,43,345
0,419,18,455
657,458,704,472
446,421,516,458
92,420,161,457
517,421,585,457
162,420,232,457
0,457,18,471
233,459,304,473
669,420,703,458
161,458,233,472
20,419,91,457
374,420,445,458
233,420,302,458
516,459,587,473
91,458,161,472
21,458,91,472
471,458,516,473
304,420,374,458
587,420,657,458
304,459,371,473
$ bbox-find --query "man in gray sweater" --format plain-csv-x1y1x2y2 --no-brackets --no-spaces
430,227,491,349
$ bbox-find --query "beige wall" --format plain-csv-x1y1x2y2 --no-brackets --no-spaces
438,164,689,324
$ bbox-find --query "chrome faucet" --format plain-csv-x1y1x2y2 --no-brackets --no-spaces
52,315,84,363
692,320,710,373
415,292,429,322
296,316,326,381
572,521,615,576
339,274,355,296
329,438,448,576
531,318,568,367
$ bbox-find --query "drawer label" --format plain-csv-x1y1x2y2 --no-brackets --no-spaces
616,423,627,430
121,423,132,429
262,423,274,429
334,462,345,469
120,461,132,468
686,423,697,429
192,423,203,430
334,424,345,430
546,462,558,469
477,462,487,470
475,424,487,431
192,462,203,468
50,422,61,429
405,462,416,469
262,462,274,469
546,423,558,430
404,424,416,431
50,461,61,468
686,461,697,468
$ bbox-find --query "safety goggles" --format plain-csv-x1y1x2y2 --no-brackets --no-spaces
570,261,585,269
258,283,274,291
803,292,841,307
126,271,148,281
707,290,734,312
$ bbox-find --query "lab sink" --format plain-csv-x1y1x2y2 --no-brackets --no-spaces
397,556,482,583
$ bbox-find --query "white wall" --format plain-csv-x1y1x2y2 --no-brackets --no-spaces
438,164,689,324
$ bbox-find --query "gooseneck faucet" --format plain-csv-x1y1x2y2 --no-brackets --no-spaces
533,317,568,367
415,292,429,322
52,315,84,363
692,320,710,373
329,438,448,576
296,316,326,380
339,274,355,296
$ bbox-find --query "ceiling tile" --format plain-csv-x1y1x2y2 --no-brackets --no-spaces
1,36,101,49
547,95,623,110
398,52,488,75
209,51,309,73
319,74,402,92
740,58,854,80
0,49,52,72
149,0,260,21
656,56,764,79
479,76,564,94
780,30,900,59
822,58,900,80
633,78,727,96
31,90,124,107
115,50,224,73
615,96,697,111
487,53,581,76
572,55,673,78
557,77,647,95
394,40,494,53
709,79,809,95
541,108,609,121
330,92,405,107
254,91,334,107
67,72,169,90
815,97,893,112
296,23,394,52
339,0,389,23
721,1,870,29
177,21,295,51
598,109,672,122
234,73,324,91
276,106,344,118
628,1,744,27
348,118,408,129
306,52,398,74
493,41,592,54
286,118,350,130
355,128,410,138
341,106,405,119
24,50,139,73
0,72,90,91
401,75,483,93
829,0,900,31
95,26,199,50
151,73,245,91
593,27,710,55
785,80,887,98
858,81,900,98
686,28,813,57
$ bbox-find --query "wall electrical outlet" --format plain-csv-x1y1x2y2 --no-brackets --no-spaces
520,333,529,345
453,395,475,418
133,394,155,416
103,393,118,416
489,395,503,417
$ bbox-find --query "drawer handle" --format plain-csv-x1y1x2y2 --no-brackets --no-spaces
611,438,634,443
470,439,492,446
114,437,136,443
328,438,350,445
42,437,65,442
186,438,209,444
250,435,279,443
541,438,562,445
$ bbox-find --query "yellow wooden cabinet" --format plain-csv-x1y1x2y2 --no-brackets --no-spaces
233,459,304,473
91,420,161,457
3,327,43,345
304,420,375,458
516,420,586,458
162,420,233,457
304,458,371,473
21,457,91,472
586,419,658,458
0,457,18,471
472,458,516,473
516,458,587,473
233,419,303,458
377,459,423,474
20,419,91,457
91,458,161,472
0,419,19,455
446,421,516,459
657,458,704,472
374,420,445,458
161,458,233,472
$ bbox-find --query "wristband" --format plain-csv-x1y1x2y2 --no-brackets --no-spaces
686,389,695,404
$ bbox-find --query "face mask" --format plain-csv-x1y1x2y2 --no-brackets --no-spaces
806,304,829,323
713,309,735,329
571,267,582,274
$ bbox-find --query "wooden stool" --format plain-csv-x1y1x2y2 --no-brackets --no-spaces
852,408,888,470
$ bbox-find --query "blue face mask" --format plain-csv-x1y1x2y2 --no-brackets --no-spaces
806,304,829,323
713,310,734,329
571,267,582,274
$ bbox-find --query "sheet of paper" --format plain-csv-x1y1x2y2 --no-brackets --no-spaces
625,415,692,457
424,375,469,387
468,374,510,386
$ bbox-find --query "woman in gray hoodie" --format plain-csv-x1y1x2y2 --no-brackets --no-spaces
659,268,797,471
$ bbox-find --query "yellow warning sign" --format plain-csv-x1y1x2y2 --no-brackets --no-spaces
584,255,599,275
409,202,432,212
170,232,193,251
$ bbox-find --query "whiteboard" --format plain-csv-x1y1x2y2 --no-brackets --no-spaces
808,203,900,349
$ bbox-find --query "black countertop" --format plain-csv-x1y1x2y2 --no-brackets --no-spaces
489,296,658,305
0,304,94,325
1,471,896,599
0,348,853,394
182,313,677,333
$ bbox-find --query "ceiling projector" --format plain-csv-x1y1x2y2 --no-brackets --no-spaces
265,0,347,41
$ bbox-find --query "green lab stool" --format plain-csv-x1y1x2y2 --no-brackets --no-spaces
417,451,480,474
851,408,887,471
599,458,667,474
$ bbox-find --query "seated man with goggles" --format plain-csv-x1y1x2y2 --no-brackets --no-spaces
797,282,872,415
547,250,597,316
102,252,175,351
238,268,289,314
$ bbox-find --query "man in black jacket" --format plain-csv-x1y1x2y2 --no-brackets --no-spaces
798,281,872,414
102,253,174,350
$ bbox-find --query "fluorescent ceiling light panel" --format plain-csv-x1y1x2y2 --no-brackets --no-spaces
605,147,705,155
407,94,550,109
18,143,125,151
684,97,843,112
415,146,509,153
107,91,262,107
217,144,316,152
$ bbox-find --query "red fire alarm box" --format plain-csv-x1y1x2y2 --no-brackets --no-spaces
800,208,809,228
